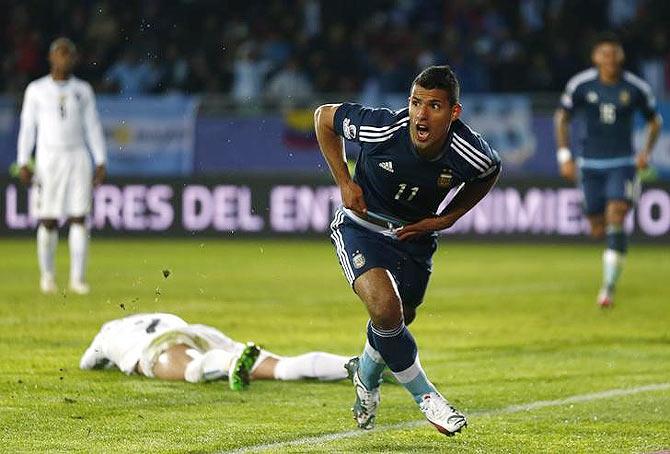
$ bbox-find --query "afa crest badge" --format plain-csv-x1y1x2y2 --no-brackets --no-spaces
619,90,630,105
437,169,453,188
352,252,366,269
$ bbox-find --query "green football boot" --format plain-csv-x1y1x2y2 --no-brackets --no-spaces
229,342,261,391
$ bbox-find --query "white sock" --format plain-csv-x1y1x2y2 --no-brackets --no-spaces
273,352,350,381
185,349,237,383
37,224,58,278
69,223,88,284
602,249,625,291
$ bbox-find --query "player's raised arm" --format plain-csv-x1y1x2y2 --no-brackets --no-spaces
314,103,367,215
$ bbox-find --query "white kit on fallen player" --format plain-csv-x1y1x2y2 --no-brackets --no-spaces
80,313,352,390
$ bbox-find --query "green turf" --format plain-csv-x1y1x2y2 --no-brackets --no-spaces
0,238,668,453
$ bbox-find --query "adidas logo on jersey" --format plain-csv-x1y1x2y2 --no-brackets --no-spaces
379,161,394,173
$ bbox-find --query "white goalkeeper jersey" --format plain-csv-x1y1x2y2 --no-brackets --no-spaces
17,75,106,166
84,313,188,374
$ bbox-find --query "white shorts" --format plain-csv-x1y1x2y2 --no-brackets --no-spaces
32,150,93,219
139,324,276,378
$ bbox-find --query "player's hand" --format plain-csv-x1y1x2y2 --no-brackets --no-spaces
559,160,577,182
93,165,106,187
395,217,445,241
636,151,651,170
341,180,367,216
18,165,33,186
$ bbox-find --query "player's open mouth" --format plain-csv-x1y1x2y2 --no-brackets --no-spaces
416,124,430,141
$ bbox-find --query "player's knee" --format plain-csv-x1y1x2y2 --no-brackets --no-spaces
590,225,605,239
40,219,58,230
367,295,403,329
606,203,629,225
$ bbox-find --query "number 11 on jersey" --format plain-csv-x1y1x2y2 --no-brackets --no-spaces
395,183,419,201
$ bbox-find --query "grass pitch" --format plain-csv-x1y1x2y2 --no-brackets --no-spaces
0,238,669,453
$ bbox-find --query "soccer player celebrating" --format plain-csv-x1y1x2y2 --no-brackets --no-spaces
80,313,352,389
315,65,500,435
554,33,662,308
16,37,106,295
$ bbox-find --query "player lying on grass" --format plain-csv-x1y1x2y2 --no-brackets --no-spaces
80,313,351,390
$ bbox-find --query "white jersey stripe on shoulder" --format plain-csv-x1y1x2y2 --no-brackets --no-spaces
359,125,408,143
452,133,492,164
478,164,499,178
451,140,488,168
623,72,657,107
359,116,409,132
451,144,486,172
358,122,408,138
565,68,598,94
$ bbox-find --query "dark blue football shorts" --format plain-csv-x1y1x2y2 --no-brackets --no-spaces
329,208,437,308
580,165,639,215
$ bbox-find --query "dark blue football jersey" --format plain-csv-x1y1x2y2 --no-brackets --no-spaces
560,68,657,162
334,103,501,223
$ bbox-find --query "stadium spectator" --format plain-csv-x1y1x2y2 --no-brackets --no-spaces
266,56,314,108
103,48,159,95
231,41,271,104
16,37,106,295
0,0,669,99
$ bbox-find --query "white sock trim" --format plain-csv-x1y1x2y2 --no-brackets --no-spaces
392,356,423,384
364,340,385,364
603,248,624,263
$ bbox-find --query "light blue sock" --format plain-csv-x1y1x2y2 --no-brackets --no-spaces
602,248,625,291
358,340,386,390
393,355,438,403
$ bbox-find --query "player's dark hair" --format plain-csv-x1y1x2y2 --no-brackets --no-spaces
592,31,622,49
412,65,460,106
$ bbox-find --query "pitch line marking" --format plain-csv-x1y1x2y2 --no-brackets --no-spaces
225,382,670,453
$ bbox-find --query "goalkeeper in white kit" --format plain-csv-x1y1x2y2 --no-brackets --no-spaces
80,313,352,390
16,37,106,295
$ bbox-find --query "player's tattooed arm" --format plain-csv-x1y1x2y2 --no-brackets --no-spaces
314,104,367,215
396,173,499,241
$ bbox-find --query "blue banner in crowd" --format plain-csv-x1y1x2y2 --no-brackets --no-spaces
99,95,199,176
194,96,538,176
1,95,668,179
0,97,17,173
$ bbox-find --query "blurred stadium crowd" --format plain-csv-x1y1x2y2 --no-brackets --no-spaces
1,0,669,103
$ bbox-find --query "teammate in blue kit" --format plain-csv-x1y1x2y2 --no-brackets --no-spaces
314,65,500,435
554,33,662,308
